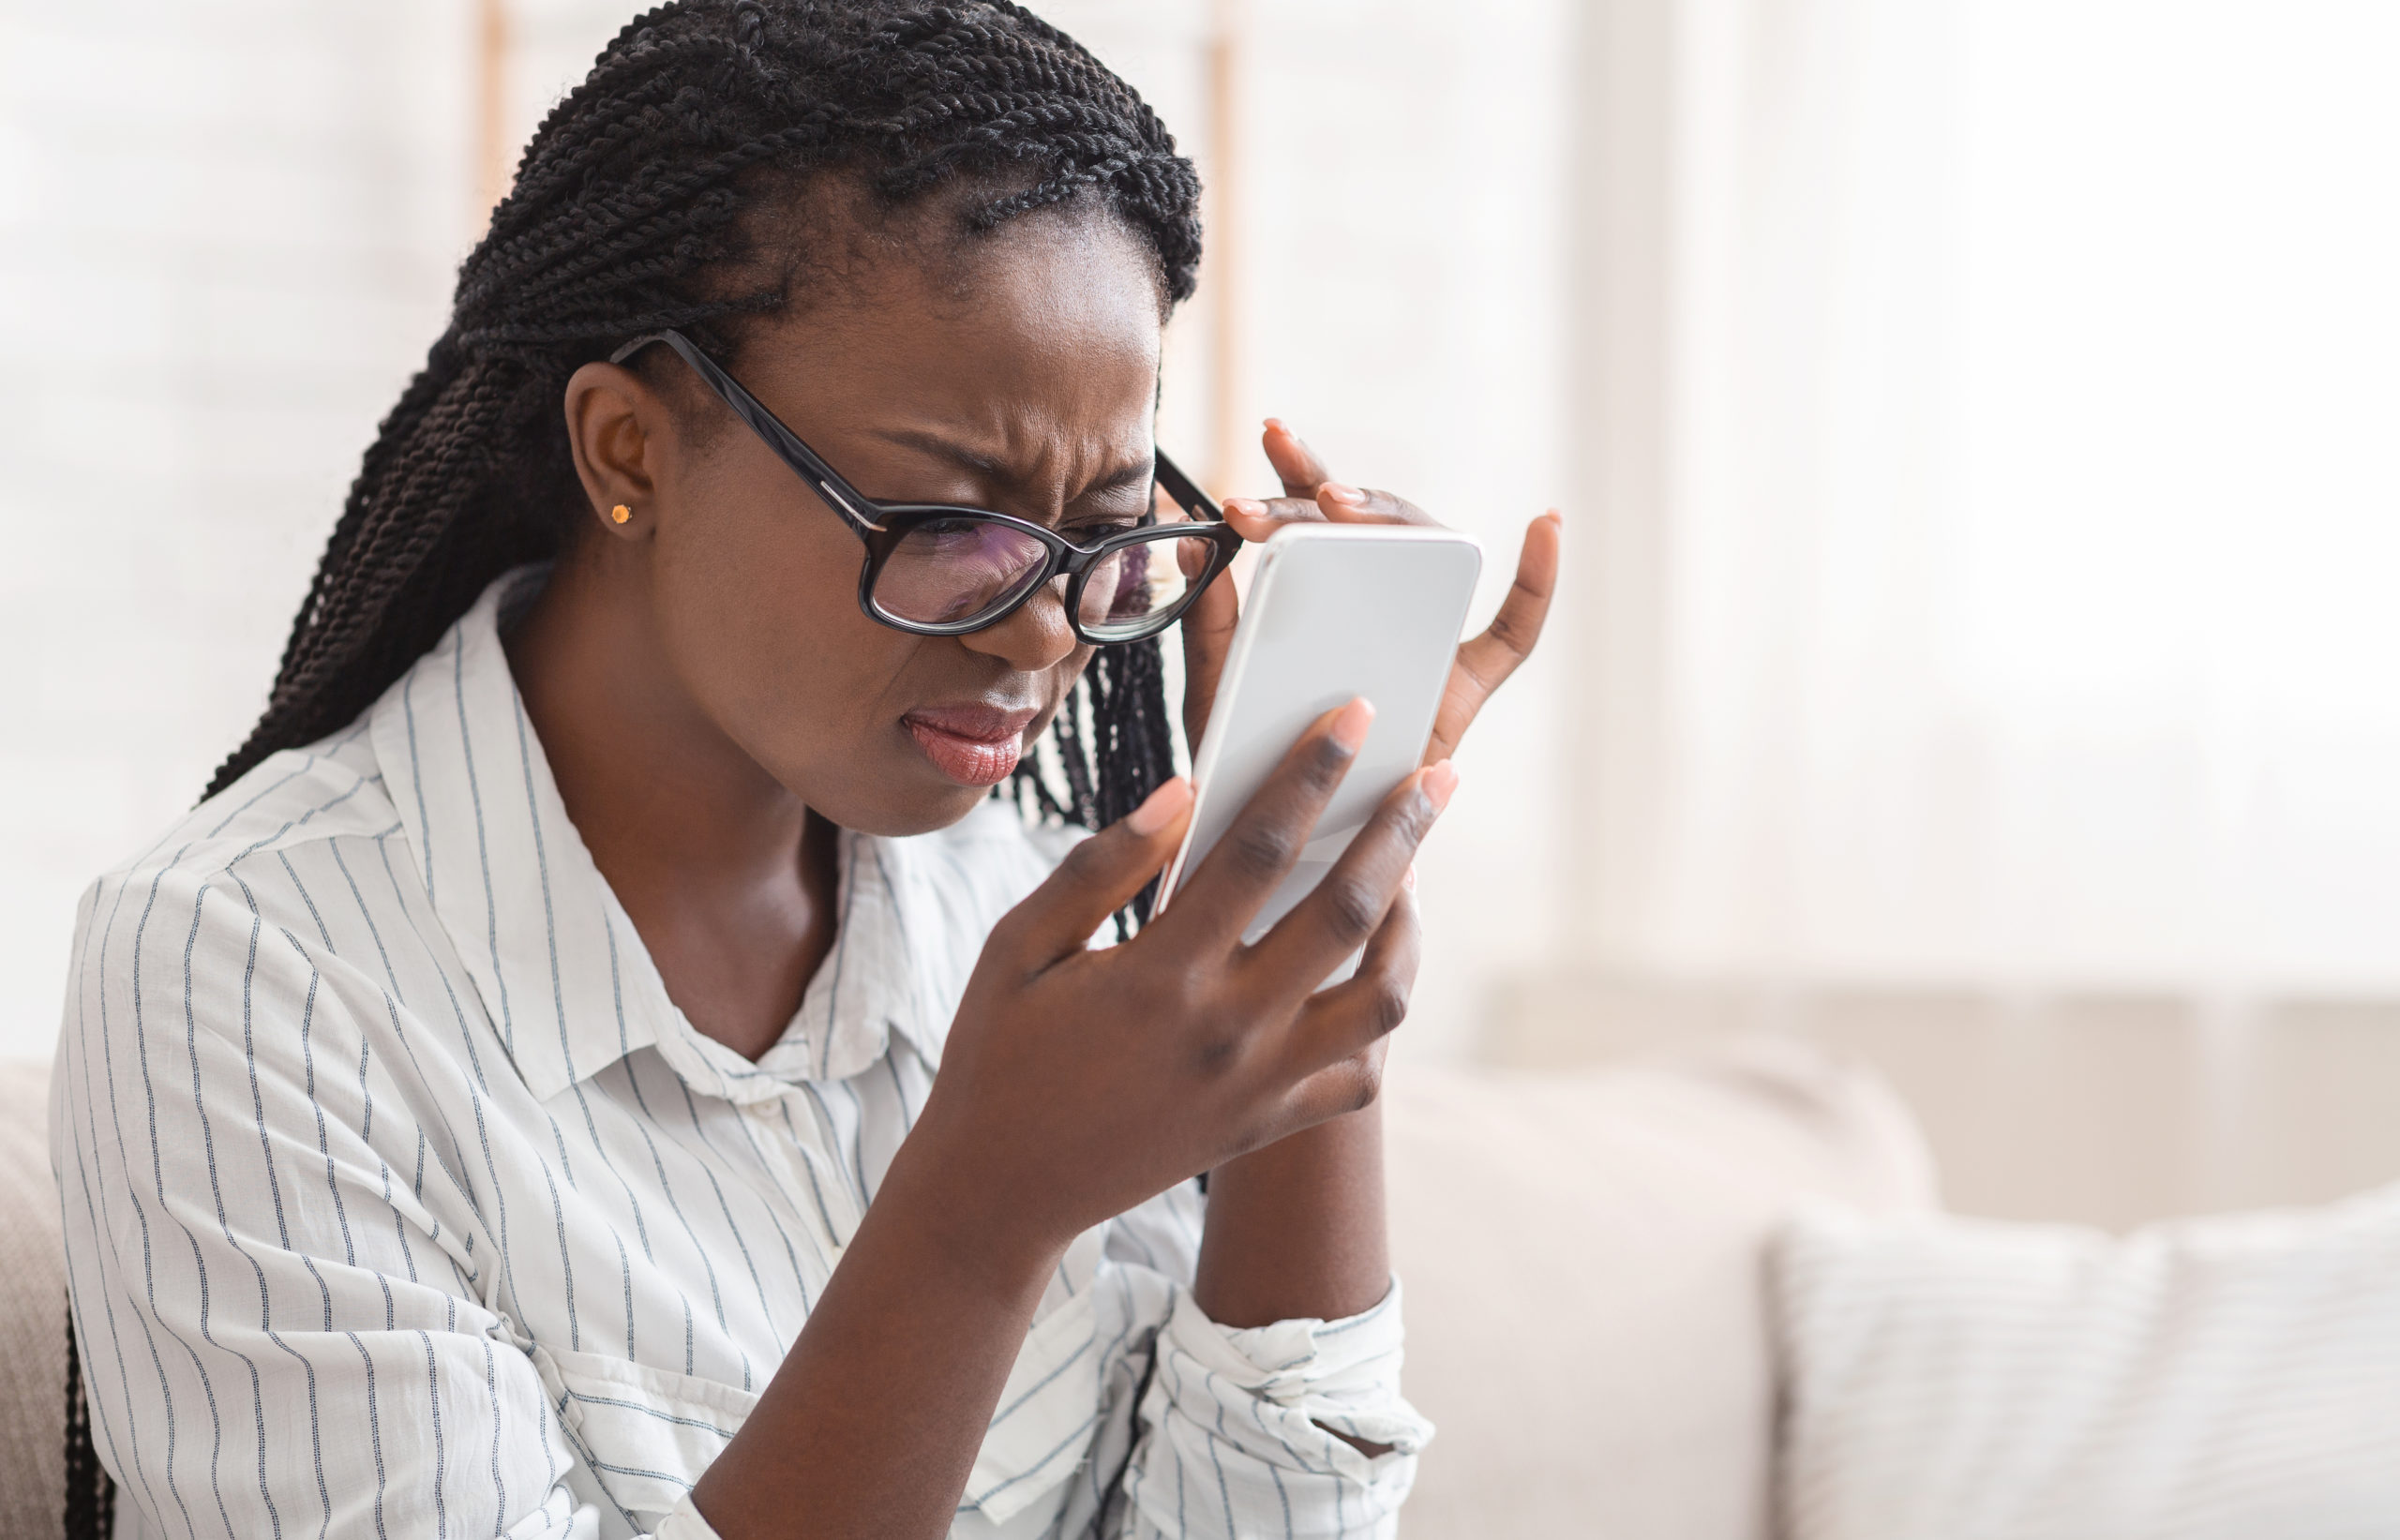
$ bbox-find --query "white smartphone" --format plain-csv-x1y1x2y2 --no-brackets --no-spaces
1154,522,1483,981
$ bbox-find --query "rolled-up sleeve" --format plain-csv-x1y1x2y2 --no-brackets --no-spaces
1123,1280,1432,1539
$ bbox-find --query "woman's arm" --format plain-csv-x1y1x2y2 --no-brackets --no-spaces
1196,1100,1391,1328
686,1117,1062,1538
1196,1103,1398,1463
693,705,1446,1540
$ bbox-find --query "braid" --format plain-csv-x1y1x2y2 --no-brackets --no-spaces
208,0,1203,845
1007,636,1178,937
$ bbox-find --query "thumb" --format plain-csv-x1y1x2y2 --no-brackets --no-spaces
998,777,1194,964
1178,569,1238,750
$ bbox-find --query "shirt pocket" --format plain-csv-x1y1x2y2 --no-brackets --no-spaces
960,1287,1104,1530
533,1342,758,1523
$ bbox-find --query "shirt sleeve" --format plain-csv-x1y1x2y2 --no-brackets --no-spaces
53,868,646,1539
1119,1278,1433,1539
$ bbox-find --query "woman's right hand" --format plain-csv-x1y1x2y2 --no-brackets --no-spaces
908,696,1454,1265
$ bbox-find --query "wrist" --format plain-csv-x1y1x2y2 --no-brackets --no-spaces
876,1100,1071,1289
1196,1103,1389,1328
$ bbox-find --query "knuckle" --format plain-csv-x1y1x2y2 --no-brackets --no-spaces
1186,1016,1245,1077
1365,977,1412,1039
1196,1036,1242,1075
983,909,1029,958
1348,1055,1387,1111
1142,960,1205,1017
1304,733,1356,787
1323,877,1387,946
1228,818,1297,875
1053,837,1112,889
1159,974,1245,1075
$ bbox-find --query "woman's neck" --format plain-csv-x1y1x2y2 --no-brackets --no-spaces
505,542,842,1062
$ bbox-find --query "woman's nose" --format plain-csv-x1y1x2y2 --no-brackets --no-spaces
963,575,1081,672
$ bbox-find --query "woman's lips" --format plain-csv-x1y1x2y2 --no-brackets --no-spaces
903,705,1038,787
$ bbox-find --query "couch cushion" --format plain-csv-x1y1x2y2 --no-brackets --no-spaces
0,1057,66,1539
1387,1037,1937,1540
1772,1183,2400,1540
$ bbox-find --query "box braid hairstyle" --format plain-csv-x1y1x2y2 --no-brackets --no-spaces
202,0,1200,918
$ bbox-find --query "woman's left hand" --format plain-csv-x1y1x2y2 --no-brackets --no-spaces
1178,419,1564,764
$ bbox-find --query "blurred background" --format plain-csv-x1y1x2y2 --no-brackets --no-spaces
3,0,2395,1230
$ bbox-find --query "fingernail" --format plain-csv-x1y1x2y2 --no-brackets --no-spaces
1126,776,1192,836
1403,862,1418,891
1422,760,1460,813
1264,417,1288,434
1223,497,1267,518
1330,697,1375,752
1320,482,1367,507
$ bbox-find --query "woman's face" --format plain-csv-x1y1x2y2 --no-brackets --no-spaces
578,209,1166,836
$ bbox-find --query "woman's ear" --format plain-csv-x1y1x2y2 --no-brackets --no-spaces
563,361,671,540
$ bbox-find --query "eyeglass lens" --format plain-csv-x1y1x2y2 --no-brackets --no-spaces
1075,531,1218,639
874,516,1054,628
873,517,1218,638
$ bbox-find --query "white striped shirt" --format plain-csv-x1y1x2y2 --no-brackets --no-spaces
52,569,1429,1540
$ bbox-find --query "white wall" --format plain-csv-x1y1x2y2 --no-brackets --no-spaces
1,0,480,1058
1510,0,2400,1229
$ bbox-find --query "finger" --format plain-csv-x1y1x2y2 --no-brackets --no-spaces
1311,482,1438,528
1155,697,1374,949
1246,761,1455,996
1222,486,1440,541
1220,494,1325,544
1262,418,1332,498
1178,554,1240,749
1281,888,1423,1088
1425,510,1563,764
1277,1039,1392,1133
993,777,1193,964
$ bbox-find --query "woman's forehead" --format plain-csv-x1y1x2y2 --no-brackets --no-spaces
743,217,1162,437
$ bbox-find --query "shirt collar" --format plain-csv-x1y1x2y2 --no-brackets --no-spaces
368,567,945,1103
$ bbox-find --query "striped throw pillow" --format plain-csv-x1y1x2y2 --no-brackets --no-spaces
1771,1185,2400,1540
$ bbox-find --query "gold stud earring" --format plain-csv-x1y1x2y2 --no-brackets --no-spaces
610,504,632,525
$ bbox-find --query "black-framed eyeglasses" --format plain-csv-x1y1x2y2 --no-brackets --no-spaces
609,329,1241,644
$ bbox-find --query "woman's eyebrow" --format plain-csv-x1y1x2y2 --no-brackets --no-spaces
868,426,1152,497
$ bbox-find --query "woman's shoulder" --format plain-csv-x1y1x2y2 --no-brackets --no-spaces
68,722,408,1014
98,724,397,893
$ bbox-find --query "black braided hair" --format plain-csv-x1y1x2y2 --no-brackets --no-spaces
64,1301,112,1539
207,0,1202,923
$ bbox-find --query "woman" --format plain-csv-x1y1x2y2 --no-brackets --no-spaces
52,4,1560,1536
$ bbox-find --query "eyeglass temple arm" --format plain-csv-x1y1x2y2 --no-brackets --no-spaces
609,331,885,532
1150,450,1223,523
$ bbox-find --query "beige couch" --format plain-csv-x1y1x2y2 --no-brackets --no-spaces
0,1041,1932,1537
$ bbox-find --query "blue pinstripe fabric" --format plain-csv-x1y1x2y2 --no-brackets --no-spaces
53,570,1430,1540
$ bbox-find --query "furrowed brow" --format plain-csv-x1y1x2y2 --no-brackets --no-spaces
871,426,1012,482
870,427,1153,501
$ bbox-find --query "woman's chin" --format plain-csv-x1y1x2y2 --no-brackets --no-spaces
802,760,1008,839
